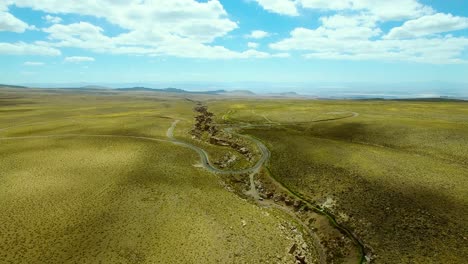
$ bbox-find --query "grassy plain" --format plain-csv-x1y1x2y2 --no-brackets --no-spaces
210,99,468,263
2,87,467,263
0,88,312,263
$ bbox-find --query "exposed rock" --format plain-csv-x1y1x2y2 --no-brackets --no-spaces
294,200,303,209
289,243,297,254
295,254,307,264
285,198,294,206
214,153,238,168
210,137,230,146
239,147,249,154
191,105,218,139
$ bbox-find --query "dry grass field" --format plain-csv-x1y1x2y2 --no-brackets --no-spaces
1,87,467,263
210,99,468,263
0,88,314,263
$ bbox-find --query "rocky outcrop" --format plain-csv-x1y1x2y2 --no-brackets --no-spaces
190,104,218,139
191,104,255,163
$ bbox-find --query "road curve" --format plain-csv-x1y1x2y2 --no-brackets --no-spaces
166,120,270,175
0,112,364,263
0,120,269,176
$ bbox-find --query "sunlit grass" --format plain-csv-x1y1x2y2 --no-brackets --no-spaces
0,89,310,263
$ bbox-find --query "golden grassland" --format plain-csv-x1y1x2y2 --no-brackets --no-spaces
0,89,313,263
210,99,468,263
1,87,467,263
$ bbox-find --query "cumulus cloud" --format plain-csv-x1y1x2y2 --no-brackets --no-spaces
43,22,111,50
0,11,30,32
247,42,259,49
10,0,238,43
299,0,433,21
43,14,62,24
0,42,61,55
246,30,270,39
264,1,468,63
38,21,286,59
254,0,434,21
271,25,468,64
65,56,95,63
385,13,468,39
253,0,298,16
1,0,467,63
1,0,287,59
320,14,378,29
24,61,44,66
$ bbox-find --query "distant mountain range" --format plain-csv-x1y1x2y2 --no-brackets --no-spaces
109,87,307,97
0,84,305,98
117,87,228,95
0,84,29,89
1,84,466,100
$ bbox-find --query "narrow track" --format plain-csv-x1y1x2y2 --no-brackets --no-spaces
0,111,366,263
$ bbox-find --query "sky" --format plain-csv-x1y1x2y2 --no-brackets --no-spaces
0,0,467,93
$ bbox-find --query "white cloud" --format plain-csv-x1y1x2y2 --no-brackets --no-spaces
299,0,434,20
24,61,44,66
2,0,285,59
65,56,95,63
142,40,287,59
320,14,378,29
360,0,434,21
315,14,382,40
38,21,285,59
3,0,463,63
263,1,467,63
0,11,30,32
253,0,298,16
259,1,468,64
271,22,468,64
10,0,238,43
247,42,259,49
43,22,111,50
43,14,62,24
246,30,270,39
0,42,61,55
254,0,433,21
385,13,468,39
297,0,351,10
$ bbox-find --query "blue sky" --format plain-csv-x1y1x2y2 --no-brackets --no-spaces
0,0,467,92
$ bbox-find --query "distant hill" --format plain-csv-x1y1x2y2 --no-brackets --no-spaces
394,97,467,102
0,84,315,98
118,87,160,92
260,91,315,98
79,85,111,90
117,87,231,95
118,88,306,98
218,90,256,96
0,84,29,89
6,85,462,101
278,92,299,96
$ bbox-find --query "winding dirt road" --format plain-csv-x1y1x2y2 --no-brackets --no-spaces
0,111,365,264
166,120,270,175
